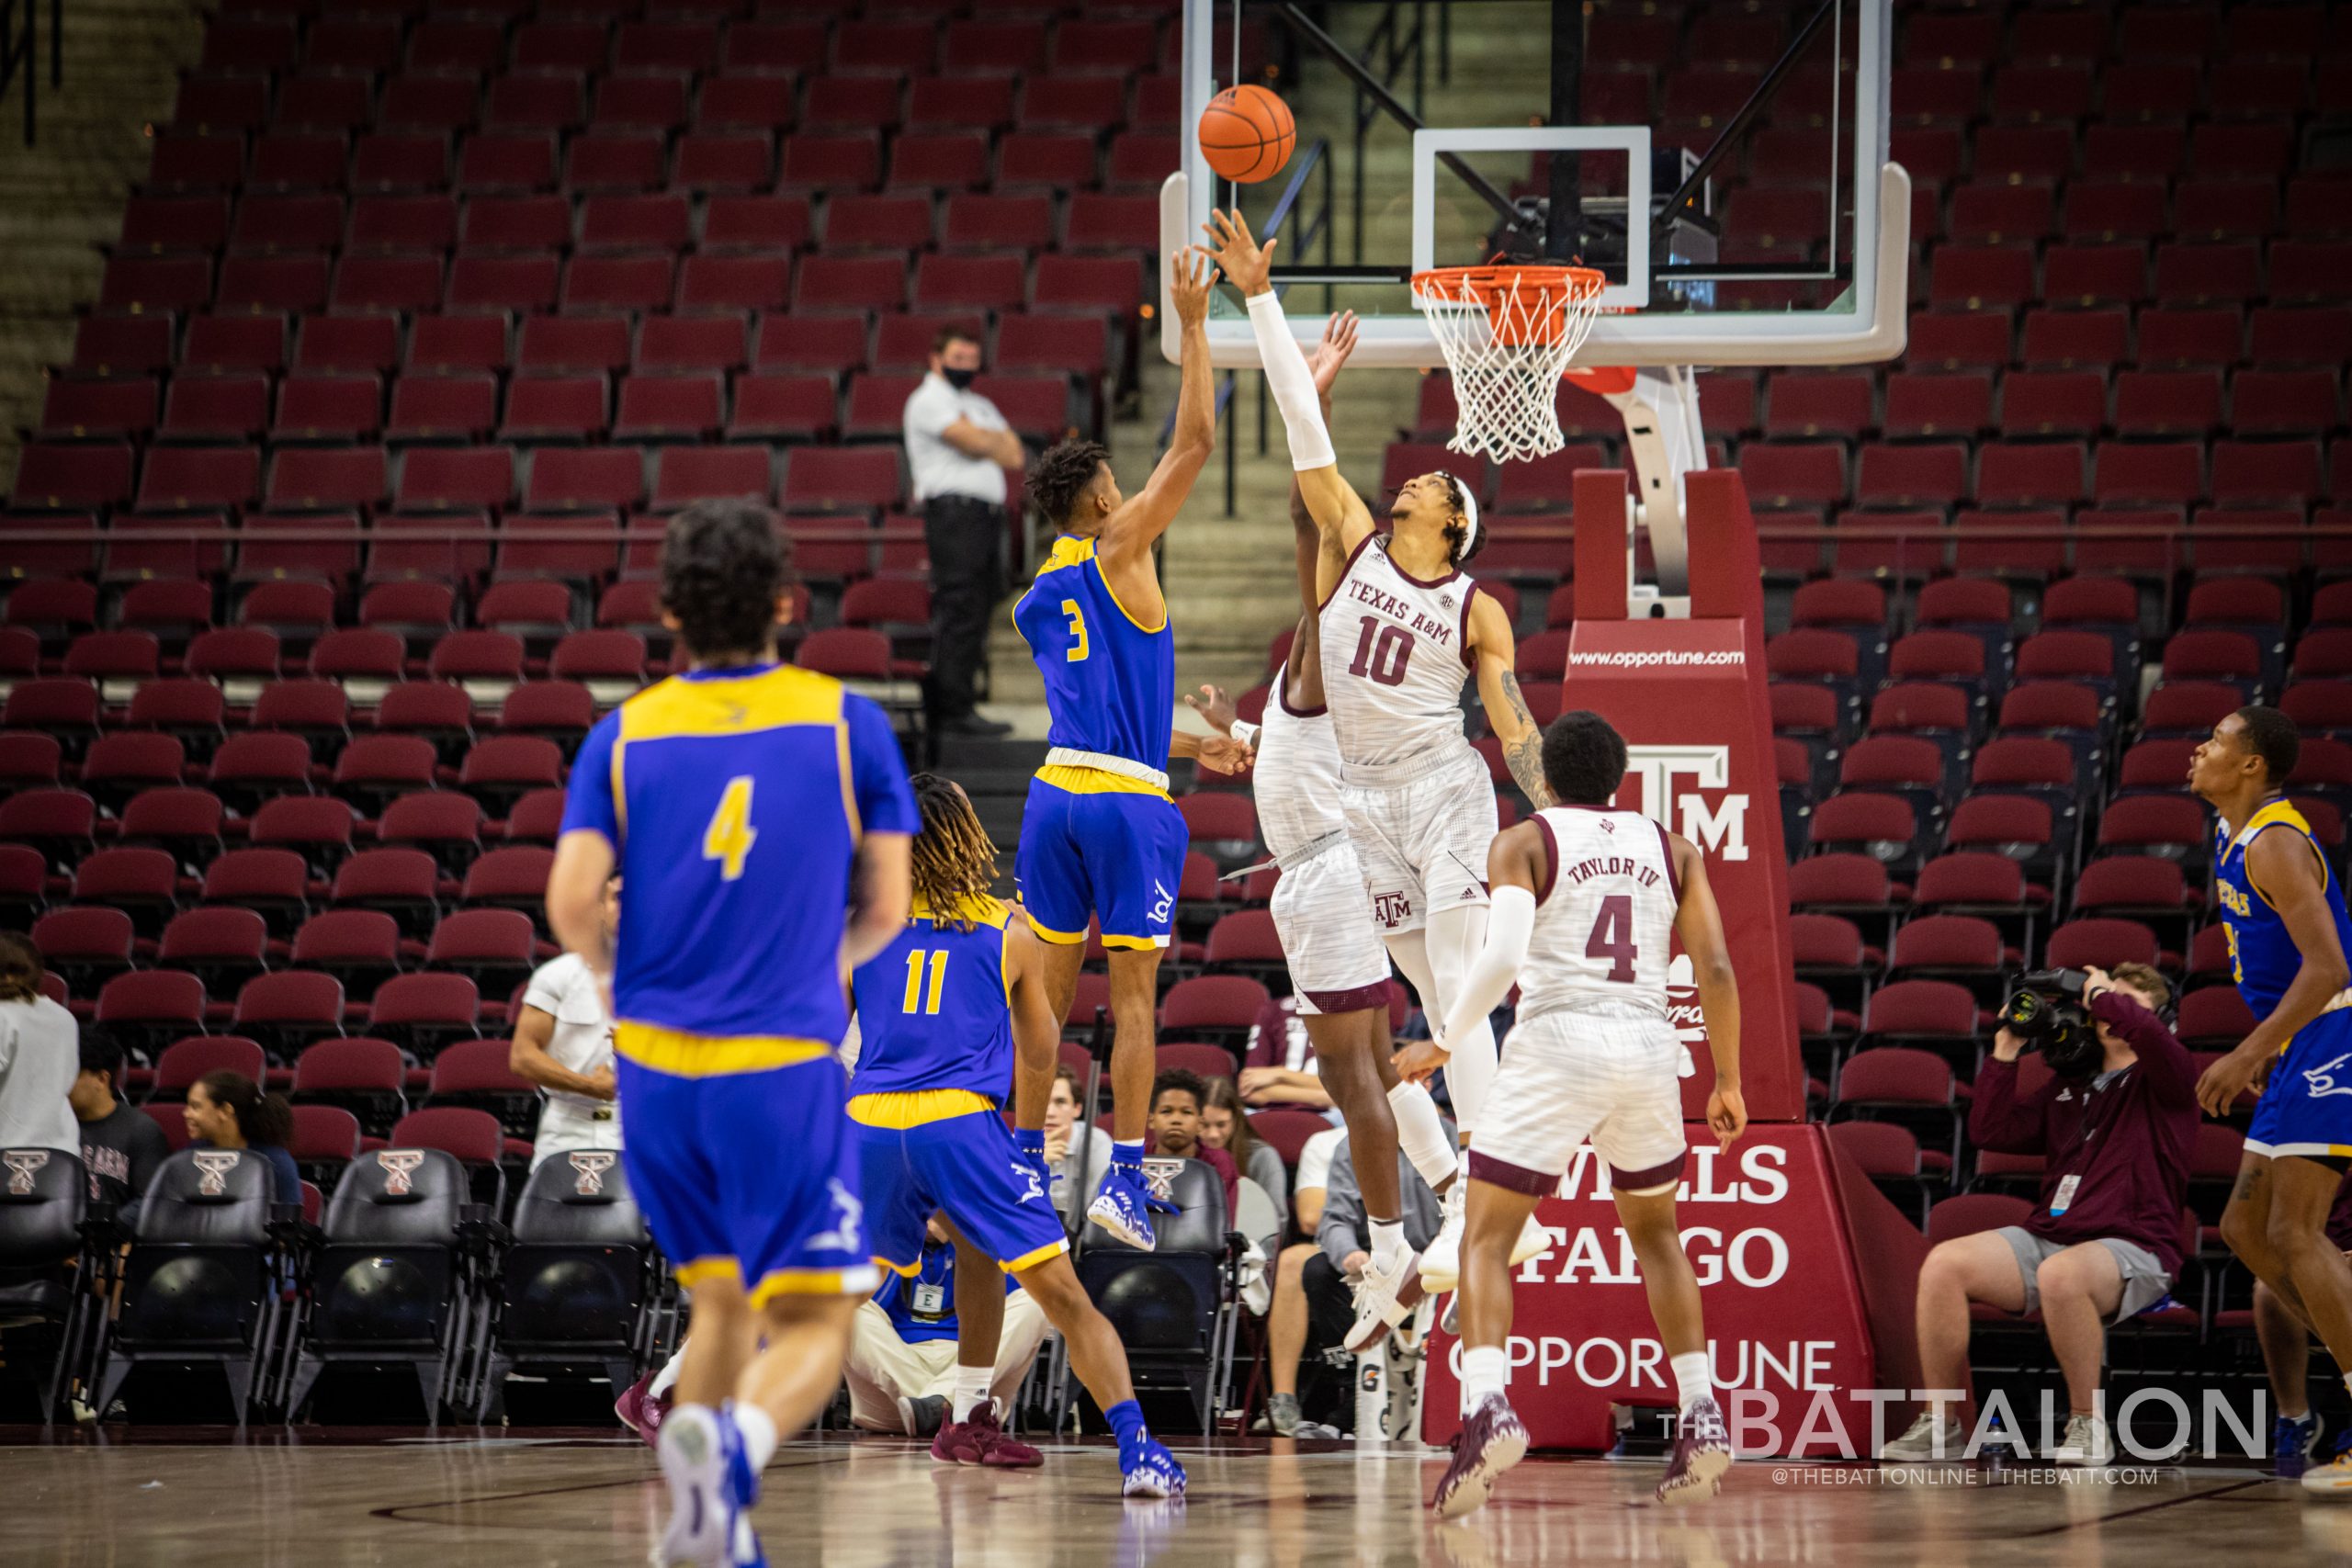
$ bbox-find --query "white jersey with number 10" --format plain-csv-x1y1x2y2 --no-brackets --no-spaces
1517,806,1680,1022
1316,534,1482,775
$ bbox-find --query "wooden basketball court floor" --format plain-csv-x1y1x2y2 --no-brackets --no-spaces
6,1431,2350,1568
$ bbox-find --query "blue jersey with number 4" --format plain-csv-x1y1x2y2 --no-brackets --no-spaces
1012,534,1172,773
560,662,918,1047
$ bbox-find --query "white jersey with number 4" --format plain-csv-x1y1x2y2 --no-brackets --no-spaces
1518,806,1681,1022
1317,534,1482,776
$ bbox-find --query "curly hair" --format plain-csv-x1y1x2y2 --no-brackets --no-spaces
658,499,794,661
1543,709,1629,806
1027,439,1112,532
1150,1067,1207,1112
908,772,999,929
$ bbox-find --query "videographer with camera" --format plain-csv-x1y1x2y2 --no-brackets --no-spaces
1880,963,2195,1468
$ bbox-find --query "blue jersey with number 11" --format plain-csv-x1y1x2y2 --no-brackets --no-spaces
560,662,918,1050
1012,534,1172,773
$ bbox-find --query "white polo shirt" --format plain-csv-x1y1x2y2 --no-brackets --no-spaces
520,954,621,1168
903,372,1011,505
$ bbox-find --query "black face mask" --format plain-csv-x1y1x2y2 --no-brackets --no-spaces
943,367,978,390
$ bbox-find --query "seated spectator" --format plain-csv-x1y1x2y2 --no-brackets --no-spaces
71,1038,168,1219
1261,1130,1443,1437
844,1215,1048,1438
1146,1068,1239,1216
1239,994,1333,1113
1292,1124,1347,1233
184,1070,301,1206
510,875,621,1170
1044,1064,1113,1231
1201,1075,1289,1217
1882,964,2193,1468
2257,1168,2352,1476
0,931,77,1153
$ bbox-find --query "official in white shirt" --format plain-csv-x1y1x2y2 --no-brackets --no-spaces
511,876,620,1170
903,326,1023,739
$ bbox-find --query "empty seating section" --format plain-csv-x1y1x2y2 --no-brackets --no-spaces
1387,3,2351,594
14,5,1209,712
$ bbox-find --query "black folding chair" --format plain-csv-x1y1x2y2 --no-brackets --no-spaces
0,1146,98,1422
283,1146,496,1423
1068,1156,1243,1433
95,1147,290,1425
476,1149,669,1420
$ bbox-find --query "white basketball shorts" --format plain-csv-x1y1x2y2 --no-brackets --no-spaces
1271,835,1392,1015
1340,748,1497,937
1468,1006,1690,1195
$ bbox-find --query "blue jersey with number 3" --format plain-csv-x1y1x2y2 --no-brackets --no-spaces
560,662,917,1045
1012,534,1172,773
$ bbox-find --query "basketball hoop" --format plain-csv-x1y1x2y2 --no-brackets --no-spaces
1410,264,1619,465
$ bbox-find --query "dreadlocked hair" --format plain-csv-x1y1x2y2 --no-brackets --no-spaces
909,773,1000,930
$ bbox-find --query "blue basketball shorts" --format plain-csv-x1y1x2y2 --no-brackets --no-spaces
2246,1007,2352,1162
614,1042,879,1304
851,1094,1069,1277
1014,769,1187,952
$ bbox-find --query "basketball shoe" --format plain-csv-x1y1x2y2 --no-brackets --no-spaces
655,1403,763,1567
1657,1395,1732,1505
1417,1181,1555,1293
1431,1394,1528,1519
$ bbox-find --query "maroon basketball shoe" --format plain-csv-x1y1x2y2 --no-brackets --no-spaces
932,1405,1043,1469
1657,1396,1732,1505
614,1370,669,1449
1430,1394,1529,1519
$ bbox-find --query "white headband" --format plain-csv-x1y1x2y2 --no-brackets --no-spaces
1452,479,1480,553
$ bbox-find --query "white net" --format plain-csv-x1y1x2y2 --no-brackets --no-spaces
1411,267,1608,466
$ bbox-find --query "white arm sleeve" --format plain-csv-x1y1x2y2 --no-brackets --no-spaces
1245,290,1338,472
1435,885,1535,1051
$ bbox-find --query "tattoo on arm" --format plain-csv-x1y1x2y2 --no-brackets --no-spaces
1498,671,1556,809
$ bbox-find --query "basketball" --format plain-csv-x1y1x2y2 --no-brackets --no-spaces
1198,85,1295,184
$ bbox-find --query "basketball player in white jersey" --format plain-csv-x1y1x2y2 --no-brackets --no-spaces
1202,211,1554,1299
1424,711,1747,1517
1189,311,1467,1348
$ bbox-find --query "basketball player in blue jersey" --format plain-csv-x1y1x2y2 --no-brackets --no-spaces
2191,705,2352,1498
845,774,1184,1497
1012,247,1220,1250
547,501,920,1568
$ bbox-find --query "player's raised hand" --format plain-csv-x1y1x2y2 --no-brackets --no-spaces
1183,682,1239,734
1169,245,1219,327
1308,310,1361,396
1201,207,1276,296
1706,1083,1747,1153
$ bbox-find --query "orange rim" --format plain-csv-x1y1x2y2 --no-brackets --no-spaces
1409,263,1608,348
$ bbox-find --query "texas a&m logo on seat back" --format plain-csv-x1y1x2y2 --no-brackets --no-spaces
568,1151,616,1196
377,1150,426,1195
4,1149,51,1196
192,1150,241,1195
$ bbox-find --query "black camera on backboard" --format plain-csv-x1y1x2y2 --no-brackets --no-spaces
1998,968,2103,1077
